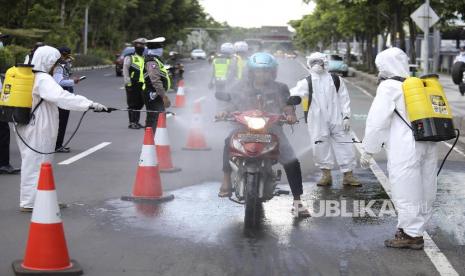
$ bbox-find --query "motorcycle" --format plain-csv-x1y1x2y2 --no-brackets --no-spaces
215,92,301,228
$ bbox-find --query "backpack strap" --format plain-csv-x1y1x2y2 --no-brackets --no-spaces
330,73,340,92
381,76,413,130
29,98,44,124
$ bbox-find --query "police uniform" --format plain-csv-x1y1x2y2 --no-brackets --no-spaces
123,52,146,128
212,55,235,93
53,57,74,151
143,54,170,130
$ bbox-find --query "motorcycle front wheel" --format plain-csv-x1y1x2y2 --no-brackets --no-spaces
244,173,262,228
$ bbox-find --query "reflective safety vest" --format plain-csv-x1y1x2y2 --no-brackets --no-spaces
144,56,172,91
128,54,145,89
213,57,230,80
236,55,245,80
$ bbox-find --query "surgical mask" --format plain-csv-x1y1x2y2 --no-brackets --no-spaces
310,64,325,74
135,46,145,56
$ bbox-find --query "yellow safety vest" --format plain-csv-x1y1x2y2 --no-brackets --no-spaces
236,55,245,80
213,57,230,80
129,54,146,89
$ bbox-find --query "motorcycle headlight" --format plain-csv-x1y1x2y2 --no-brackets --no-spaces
244,116,267,130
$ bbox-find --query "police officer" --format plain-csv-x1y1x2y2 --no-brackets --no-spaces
209,43,236,93
0,76,20,174
53,46,79,152
123,38,147,129
233,41,249,81
143,37,171,130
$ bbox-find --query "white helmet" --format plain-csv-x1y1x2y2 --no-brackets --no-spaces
234,41,248,53
306,52,328,69
220,43,234,55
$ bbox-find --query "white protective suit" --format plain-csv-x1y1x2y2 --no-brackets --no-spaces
362,47,437,238
16,46,95,208
290,53,356,172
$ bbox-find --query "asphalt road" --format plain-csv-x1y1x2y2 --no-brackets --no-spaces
1,58,464,276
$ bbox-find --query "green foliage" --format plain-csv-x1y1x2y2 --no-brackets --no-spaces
73,54,111,67
5,45,30,64
0,48,15,73
0,0,219,55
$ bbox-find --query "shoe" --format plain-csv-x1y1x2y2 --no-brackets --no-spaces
136,123,145,128
342,171,361,187
128,123,140,129
292,201,311,218
384,229,424,250
19,203,68,212
0,164,20,174
19,207,33,212
317,169,332,186
55,147,71,153
218,172,232,197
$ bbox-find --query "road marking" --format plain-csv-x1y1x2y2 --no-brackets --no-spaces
188,70,196,73
443,141,465,158
59,142,111,165
104,73,112,77
296,60,459,276
119,86,125,90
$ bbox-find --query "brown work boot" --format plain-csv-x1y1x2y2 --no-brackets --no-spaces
384,229,424,250
218,172,232,197
317,169,332,186
342,171,362,187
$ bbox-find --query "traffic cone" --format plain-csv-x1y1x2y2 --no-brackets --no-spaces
155,112,181,173
121,127,174,203
183,101,211,151
12,163,82,276
174,79,186,108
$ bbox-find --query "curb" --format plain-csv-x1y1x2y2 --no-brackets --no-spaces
71,64,114,72
349,67,465,142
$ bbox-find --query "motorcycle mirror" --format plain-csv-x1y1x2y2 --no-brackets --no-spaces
287,96,302,106
215,92,231,102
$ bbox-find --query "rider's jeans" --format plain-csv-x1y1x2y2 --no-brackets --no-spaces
222,126,303,197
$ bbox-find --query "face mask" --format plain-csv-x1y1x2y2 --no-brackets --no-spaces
310,64,324,74
135,46,145,56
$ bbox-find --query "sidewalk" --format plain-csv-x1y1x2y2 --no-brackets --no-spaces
349,68,465,141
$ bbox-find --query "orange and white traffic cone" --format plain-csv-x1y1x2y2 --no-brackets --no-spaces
155,112,181,173
174,79,186,108
121,127,174,203
12,163,83,275
183,101,211,151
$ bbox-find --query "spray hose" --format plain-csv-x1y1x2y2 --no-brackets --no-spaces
13,107,175,155
437,129,460,176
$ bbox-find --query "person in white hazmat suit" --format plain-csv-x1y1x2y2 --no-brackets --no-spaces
290,52,360,187
16,46,107,212
360,47,437,249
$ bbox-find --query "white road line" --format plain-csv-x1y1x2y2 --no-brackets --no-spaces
297,61,459,276
104,73,112,77
443,141,465,158
188,70,196,73
59,142,111,165
119,86,125,90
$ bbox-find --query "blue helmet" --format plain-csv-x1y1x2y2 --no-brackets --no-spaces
247,52,278,80
247,52,278,69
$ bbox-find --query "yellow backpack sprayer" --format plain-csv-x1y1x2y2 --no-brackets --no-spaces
401,74,456,142
0,64,35,124
390,74,459,176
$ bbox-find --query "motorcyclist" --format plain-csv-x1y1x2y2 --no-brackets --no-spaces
234,41,249,80
216,52,310,218
209,42,236,93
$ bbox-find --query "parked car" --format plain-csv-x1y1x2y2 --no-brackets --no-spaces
191,49,206,60
114,46,135,76
327,54,349,77
284,51,297,59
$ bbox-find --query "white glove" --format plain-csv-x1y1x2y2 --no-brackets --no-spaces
343,118,350,132
90,102,108,112
360,152,373,169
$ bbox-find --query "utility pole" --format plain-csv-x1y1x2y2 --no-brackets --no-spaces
84,5,89,55
424,0,430,74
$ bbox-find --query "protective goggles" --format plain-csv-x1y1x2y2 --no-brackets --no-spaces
308,59,325,67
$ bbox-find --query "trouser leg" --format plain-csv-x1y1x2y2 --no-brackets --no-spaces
331,128,357,173
222,135,232,173
0,122,10,166
126,84,144,124
273,127,303,197
55,108,70,148
144,92,165,131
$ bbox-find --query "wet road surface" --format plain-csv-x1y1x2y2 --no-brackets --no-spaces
0,58,464,275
